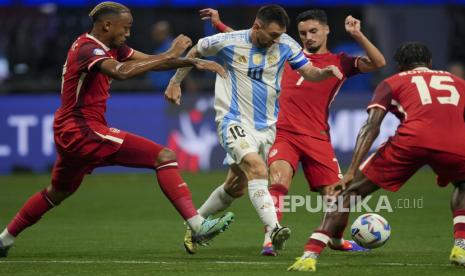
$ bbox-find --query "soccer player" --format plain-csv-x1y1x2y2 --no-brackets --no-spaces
198,8,386,255
0,1,234,257
165,5,342,255
288,42,465,271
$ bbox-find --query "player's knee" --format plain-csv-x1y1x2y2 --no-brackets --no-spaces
45,185,74,205
247,163,268,179
269,162,293,187
157,148,177,165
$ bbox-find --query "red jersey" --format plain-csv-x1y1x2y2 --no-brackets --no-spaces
277,51,360,140
368,67,465,154
53,33,133,151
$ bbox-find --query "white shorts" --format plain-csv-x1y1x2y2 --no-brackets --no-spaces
217,120,276,165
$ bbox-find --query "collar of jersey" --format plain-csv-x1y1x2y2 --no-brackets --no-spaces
86,33,110,51
412,67,431,71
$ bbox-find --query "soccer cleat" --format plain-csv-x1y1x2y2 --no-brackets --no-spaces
329,240,369,252
450,245,465,267
261,242,277,256
287,256,317,272
191,212,234,244
270,226,291,251
0,240,11,258
183,225,197,254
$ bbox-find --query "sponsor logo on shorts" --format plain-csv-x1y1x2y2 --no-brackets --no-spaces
269,149,278,158
239,140,249,149
109,128,120,134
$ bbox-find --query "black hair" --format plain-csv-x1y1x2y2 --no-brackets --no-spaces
256,4,290,29
296,9,328,25
394,42,432,71
89,1,130,23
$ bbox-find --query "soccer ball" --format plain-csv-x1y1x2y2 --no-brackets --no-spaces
351,213,391,249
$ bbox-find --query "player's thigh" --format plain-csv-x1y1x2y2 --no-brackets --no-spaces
108,132,165,169
239,152,268,180
429,151,465,187
268,136,299,188
299,139,342,192
223,164,248,198
218,122,261,166
51,153,92,193
360,142,424,192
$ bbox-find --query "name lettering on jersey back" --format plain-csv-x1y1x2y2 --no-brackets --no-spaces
399,70,450,76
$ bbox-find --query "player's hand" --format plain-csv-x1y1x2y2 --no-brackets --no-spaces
167,34,193,58
328,173,354,197
164,82,182,105
193,59,227,78
199,8,222,26
345,15,362,37
322,65,343,80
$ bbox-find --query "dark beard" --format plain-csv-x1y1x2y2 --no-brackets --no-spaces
306,45,321,53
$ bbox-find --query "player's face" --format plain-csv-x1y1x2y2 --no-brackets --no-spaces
297,19,329,53
254,21,286,48
109,12,133,48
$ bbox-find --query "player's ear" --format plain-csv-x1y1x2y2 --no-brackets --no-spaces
324,25,330,35
102,19,112,32
252,20,261,31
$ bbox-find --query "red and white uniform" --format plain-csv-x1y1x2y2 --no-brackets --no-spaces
268,51,360,191
52,33,162,191
361,67,465,191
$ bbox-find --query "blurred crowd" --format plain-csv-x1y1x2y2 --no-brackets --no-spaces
0,5,464,94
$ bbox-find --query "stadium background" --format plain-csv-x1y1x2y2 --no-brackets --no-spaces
1,0,464,174
1,1,465,275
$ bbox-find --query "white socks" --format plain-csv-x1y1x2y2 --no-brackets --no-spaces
248,179,280,234
186,215,205,233
198,184,235,218
455,238,465,250
0,228,15,247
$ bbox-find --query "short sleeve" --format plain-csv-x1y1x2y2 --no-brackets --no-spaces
280,34,309,70
77,42,112,72
340,52,361,78
367,80,393,111
116,44,134,61
197,33,227,57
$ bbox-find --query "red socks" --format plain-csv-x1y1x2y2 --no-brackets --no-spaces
269,183,288,222
453,209,465,239
304,230,330,254
155,160,198,220
7,189,55,237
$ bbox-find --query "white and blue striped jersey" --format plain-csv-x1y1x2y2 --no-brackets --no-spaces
197,29,308,131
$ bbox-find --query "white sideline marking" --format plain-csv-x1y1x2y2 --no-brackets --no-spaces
0,260,453,267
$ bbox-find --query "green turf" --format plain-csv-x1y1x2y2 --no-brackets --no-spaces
0,170,464,275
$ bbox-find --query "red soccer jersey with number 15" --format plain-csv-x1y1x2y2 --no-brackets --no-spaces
53,33,134,151
368,67,465,154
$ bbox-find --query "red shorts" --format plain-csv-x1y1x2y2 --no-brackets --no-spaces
267,129,342,191
361,139,465,192
51,125,164,192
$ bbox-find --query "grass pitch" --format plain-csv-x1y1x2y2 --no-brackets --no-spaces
0,170,464,275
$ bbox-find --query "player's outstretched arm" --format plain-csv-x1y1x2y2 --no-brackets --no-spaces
164,46,203,105
345,15,386,72
333,107,386,195
97,35,225,81
297,63,343,82
200,8,234,33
